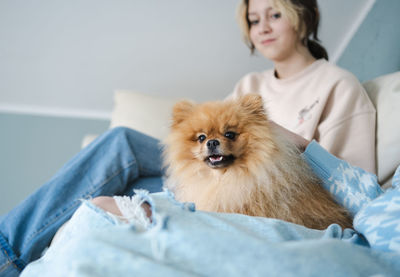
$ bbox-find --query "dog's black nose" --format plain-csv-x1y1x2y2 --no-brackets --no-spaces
207,139,220,150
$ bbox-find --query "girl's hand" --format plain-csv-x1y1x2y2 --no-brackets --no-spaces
269,121,310,151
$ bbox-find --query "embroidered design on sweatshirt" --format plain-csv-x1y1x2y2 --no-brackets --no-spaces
297,98,319,126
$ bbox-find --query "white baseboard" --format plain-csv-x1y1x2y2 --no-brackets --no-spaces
0,103,111,120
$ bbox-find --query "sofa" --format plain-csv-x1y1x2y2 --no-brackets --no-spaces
83,71,400,187
25,71,399,276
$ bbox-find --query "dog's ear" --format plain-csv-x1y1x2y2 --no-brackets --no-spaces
238,93,267,118
171,100,195,127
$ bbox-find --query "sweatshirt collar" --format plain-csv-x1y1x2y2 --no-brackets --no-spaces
270,59,327,85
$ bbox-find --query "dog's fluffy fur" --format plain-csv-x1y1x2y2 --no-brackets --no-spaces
163,94,352,230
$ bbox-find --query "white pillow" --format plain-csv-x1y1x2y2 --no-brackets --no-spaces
109,90,178,141
363,71,400,184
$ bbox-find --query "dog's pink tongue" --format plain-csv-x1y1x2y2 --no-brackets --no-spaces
210,156,223,162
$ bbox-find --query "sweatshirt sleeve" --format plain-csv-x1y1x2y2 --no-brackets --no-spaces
302,140,383,216
316,75,376,174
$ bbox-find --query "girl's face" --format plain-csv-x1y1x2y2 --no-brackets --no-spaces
248,0,301,62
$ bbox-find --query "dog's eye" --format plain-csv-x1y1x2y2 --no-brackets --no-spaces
198,134,206,143
224,131,236,140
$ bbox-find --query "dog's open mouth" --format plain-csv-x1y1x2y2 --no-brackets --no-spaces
205,154,235,168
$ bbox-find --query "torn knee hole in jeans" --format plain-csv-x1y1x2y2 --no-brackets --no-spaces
113,190,156,231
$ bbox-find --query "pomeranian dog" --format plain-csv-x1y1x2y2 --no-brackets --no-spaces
163,93,352,230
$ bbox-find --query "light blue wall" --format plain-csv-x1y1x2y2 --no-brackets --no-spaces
338,0,400,82
0,113,108,215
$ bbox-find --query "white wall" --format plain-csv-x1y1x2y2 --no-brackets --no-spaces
0,0,374,119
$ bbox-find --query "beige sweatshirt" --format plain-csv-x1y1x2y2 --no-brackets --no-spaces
230,59,376,174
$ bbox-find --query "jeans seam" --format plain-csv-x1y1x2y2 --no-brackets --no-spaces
0,244,22,272
0,259,12,273
23,159,138,249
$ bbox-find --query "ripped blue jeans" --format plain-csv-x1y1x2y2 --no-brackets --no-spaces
0,127,164,276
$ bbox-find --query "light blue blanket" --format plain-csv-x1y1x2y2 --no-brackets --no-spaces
21,191,400,277
21,142,400,276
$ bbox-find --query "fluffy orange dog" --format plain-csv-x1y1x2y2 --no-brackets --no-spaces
163,94,352,230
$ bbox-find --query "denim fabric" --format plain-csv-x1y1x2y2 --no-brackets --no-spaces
20,193,400,277
0,127,164,276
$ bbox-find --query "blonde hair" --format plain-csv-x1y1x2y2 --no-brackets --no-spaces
237,0,328,60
